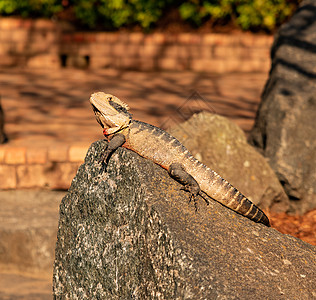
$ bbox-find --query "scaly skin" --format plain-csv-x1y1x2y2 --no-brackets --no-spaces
90,92,270,226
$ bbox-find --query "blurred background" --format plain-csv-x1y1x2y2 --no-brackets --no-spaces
2,0,315,299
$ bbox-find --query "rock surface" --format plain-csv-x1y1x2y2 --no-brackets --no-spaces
53,140,316,299
249,0,316,214
0,98,8,144
168,112,289,212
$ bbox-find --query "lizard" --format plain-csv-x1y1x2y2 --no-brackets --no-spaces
90,92,270,227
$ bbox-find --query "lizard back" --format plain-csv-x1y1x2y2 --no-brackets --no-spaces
124,120,270,226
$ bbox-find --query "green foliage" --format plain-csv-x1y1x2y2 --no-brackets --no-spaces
236,0,295,30
0,0,299,31
0,0,63,17
179,0,297,31
74,0,170,30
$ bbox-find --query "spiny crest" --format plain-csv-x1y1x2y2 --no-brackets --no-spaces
106,94,130,111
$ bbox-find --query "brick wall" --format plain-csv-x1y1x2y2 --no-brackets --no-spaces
0,17,273,73
0,144,88,190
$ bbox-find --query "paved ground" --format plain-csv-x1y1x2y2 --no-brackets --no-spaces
0,67,269,299
1,68,268,148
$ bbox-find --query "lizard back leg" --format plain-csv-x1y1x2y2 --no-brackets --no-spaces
168,162,205,210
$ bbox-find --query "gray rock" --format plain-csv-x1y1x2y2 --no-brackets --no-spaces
0,97,8,144
53,140,316,299
168,112,289,212
249,1,316,214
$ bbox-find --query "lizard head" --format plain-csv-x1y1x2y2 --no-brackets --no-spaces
90,92,132,136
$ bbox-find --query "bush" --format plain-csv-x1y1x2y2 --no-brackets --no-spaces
0,0,63,18
0,0,300,32
179,0,298,31
73,0,171,30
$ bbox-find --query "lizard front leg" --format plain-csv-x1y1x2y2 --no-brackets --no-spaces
99,133,126,170
168,162,205,211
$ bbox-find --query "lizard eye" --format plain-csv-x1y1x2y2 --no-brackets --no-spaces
106,96,112,101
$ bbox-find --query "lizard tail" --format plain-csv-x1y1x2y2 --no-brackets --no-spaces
226,190,270,226
193,165,270,226
212,176,270,226
183,158,270,226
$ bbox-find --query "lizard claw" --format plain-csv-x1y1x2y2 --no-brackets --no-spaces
180,185,200,211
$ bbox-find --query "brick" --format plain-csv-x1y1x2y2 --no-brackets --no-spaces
129,33,144,43
19,19,33,29
139,57,156,71
177,33,192,44
202,34,217,45
83,33,97,43
120,57,140,69
95,33,119,43
0,165,16,189
77,45,92,56
27,54,60,68
178,33,201,45
69,145,88,162
17,164,48,188
0,30,16,42
162,45,179,58
33,18,57,30
247,48,270,60
26,147,48,164
0,18,21,30
112,43,129,57
117,33,130,43
0,42,14,54
48,145,68,162
90,44,112,56
16,162,79,189
177,57,190,70
191,59,226,73
187,45,202,58
200,46,214,59
213,46,243,59
158,58,178,70
11,29,29,42
13,42,27,53
0,147,5,163
140,44,160,57
150,33,165,44
5,147,26,164
47,162,79,190
249,35,273,47
0,55,16,67
90,56,113,69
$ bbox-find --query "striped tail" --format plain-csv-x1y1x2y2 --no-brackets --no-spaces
208,172,270,226
194,165,270,226
222,186,270,226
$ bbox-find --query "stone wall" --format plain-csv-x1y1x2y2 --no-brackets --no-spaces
0,18,273,73
0,144,87,190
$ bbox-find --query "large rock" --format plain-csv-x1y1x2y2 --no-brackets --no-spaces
53,140,315,299
249,0,316,214
0,98,8,144
168,112,289,212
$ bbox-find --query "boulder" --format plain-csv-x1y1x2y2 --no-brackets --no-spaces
249,0,316,214
53,140,315,299
0,97,8,144
168,112,289,212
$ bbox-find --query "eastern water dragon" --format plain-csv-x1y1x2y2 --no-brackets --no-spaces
90,92,270,227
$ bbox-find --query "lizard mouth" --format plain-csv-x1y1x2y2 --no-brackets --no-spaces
91,105,106,129
91,104,119,130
